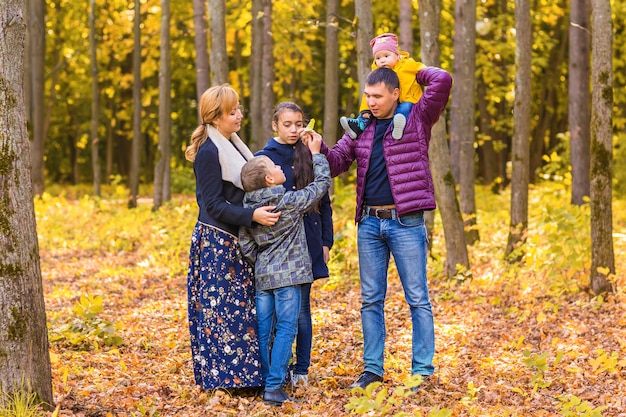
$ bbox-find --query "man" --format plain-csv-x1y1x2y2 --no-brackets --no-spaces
320,66,452,389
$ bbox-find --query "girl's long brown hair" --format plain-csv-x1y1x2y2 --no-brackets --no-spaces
272,102,320,213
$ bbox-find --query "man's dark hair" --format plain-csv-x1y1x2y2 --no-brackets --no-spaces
366,67,400,92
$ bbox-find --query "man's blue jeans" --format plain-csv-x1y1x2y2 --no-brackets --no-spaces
357,211,435,377
256,285,301,391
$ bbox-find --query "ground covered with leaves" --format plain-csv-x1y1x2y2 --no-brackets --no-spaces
37,184,626,417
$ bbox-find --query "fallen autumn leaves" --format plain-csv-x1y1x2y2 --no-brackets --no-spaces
37,193,626,417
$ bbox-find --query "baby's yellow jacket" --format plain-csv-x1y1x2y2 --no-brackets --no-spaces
359,51,426,113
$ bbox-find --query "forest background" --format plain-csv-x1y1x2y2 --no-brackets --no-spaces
2,0,626,415
27,0,626,196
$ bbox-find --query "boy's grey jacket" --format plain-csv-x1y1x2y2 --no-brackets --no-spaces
239,154,331,291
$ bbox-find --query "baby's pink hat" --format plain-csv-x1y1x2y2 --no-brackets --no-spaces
370,33,399,56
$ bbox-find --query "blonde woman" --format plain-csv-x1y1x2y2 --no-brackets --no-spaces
185,85,279,391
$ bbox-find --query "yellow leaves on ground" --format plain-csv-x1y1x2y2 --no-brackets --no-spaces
36,185,626,416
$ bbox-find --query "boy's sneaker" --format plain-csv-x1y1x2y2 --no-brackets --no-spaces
340,117,364,140
392,114,407,140
290,370,309,388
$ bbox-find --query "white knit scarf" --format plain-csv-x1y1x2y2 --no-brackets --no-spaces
206,125,254,190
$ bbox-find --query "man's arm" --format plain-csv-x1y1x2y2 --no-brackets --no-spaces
414,67,453,127
319,134,357,177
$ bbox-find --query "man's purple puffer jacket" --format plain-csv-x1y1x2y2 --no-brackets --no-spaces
323,66,453,223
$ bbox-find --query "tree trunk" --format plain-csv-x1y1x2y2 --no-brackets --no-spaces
250,0,263,150
450,0,479,244
0,0,53,405
129,0,142,208
208,0,228,85
476,76,501,186
24,0,32,133
69,123,80,184
505,0,531,260
569,0,591,205
154,0,172,211
259,0,275,145
355,0,373,96
529,11,567,183
234,30,246,107
399,0,413,53
89,0,101,196
29,0,46,196
399,0,436,248
418,0,470,278
589,0,614,295
193,0,209,113
106,98,115,183
323,0,339,148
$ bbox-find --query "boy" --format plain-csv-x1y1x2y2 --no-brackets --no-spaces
341,33,425,140
238,133,330,406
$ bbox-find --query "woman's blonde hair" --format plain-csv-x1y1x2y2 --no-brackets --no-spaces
184,85,239,162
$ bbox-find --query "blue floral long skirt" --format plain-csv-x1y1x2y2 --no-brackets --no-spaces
187,222,263,389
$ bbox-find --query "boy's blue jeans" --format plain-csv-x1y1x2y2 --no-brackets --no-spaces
256,285,301,390
357,211,435,377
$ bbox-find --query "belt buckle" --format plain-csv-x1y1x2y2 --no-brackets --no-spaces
375,208,392,219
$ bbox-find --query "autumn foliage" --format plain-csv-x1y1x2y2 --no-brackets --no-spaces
36,182,626,416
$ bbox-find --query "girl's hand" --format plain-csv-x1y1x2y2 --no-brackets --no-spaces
252,206,280,226
323,246,330,264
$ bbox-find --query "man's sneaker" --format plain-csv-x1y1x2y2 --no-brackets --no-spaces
347,371,383,389
290,370,309,388
392,113,407,140
340,117,364,140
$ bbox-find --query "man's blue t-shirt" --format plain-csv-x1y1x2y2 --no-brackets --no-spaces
363,118,394,206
